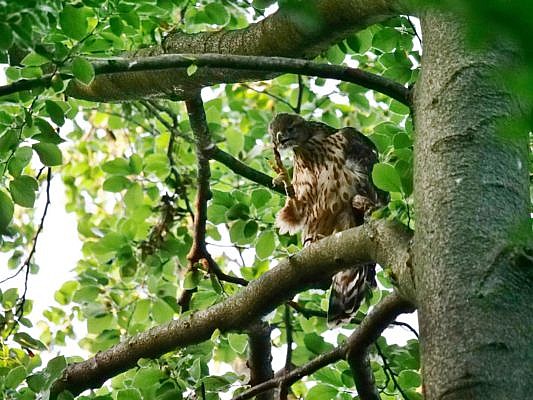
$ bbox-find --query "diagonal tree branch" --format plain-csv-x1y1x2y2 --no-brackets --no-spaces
233,292,414,400
208,146,285,195
49,219,413,398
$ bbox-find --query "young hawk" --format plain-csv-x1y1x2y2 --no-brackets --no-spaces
269,113,388,325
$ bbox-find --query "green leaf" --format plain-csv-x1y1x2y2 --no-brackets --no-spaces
109,16,124,36
99,232,127,252
133,367,164,388
326,45,345,64
102,158,131,175
9,175,38,208
0,129,19,155
26,373,46,392
33,142,63,166
143,153,170,179
227,333,248,354
187,64,198,76
252,0,276,9
124,183,143,210
72,57,95,85
226,203,249,220
46,356,67,380
8,147,33,177
207,204,227,225
129,154,143,174
204,3,230,25
304,333,334,354
5,365,26,389
372,163,402,193
251,188,271,208
103,175,130,192
398,369,421,388
256,230,275,259
132,299,151,323
183,269,204,290
225,127,244,154
13,332,47,350
313,368,343,387
60,5,89,40
73,285,100,303
190,291,218,309
2,287,18,308
34,117,57,136
45,100,65,126
0,190,14,232
372,27,398,52
0,23,14,50
306,384,338,400
117,388,142,400
20,52,50,66
229,220,247,244
243,220,258,238
152,298,175,323
87,313,113,334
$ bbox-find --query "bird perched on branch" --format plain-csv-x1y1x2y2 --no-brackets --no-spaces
269,113,388,325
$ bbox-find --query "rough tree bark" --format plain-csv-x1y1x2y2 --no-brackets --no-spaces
65,0,409,101
412,11,532,400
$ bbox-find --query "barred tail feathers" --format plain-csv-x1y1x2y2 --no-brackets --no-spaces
327,263,377,326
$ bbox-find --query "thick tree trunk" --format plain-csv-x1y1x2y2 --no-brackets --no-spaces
412,11,532,400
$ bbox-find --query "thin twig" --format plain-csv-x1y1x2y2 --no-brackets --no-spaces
375,342,411,400
390,320,419,339
406,17,422,46
242,84,297,113
295,75,304,114
287,301,327,319
8,169,52,331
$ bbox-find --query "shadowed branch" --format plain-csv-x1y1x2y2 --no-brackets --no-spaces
49,220,413,398
233,293,414,400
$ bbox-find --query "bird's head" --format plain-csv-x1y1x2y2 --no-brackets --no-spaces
269,113,313,150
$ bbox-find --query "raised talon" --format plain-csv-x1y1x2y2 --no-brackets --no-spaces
273,171,288,186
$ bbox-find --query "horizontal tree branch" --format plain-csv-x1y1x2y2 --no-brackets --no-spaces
71,54,411,105
233,292,414,400
0,55,410,106
66,0,410,101
50,219,413,398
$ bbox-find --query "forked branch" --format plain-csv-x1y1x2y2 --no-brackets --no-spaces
49,220,413,398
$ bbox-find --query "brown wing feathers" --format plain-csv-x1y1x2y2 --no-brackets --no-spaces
270,114,385,325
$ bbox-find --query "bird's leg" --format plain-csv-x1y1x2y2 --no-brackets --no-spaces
271,146,295,197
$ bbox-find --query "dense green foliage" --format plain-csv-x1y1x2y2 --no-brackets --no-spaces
2,0,527,399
